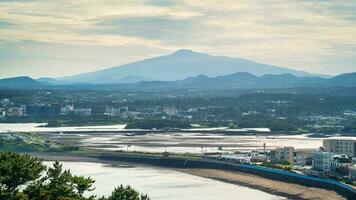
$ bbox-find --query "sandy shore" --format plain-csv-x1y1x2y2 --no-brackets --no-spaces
32,153,347,200
181,169,346,200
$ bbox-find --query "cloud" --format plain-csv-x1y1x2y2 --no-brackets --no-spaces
0,0,355,77
93,16,201,43
144,0,174,7
0,20,14,28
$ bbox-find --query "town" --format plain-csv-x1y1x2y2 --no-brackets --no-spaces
1,88,356,133
1,87,356,199
203,138,356,185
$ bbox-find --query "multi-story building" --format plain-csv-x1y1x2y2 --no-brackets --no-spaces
74,108,91,116
0,99,10,107
349,165,356,180
312,151,334,173
294,149,314,166
323,139,356,157
270,147,294,165
163,107,178,116
61,105,74,115
105,106,119,117
0,109,5,118
6,107,25,117
330,154,352,175
105,107,129,117
119,107,129,114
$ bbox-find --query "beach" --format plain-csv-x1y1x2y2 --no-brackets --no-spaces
181,168,346,200
32,153,347,200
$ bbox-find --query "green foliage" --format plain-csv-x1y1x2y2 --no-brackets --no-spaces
125,119,191,129
0,133,78,153
260,162,292,171
3,88,356,133
44,115,123,127
106,185,150,200
28,161,77,199
72,176,95,197
0,152,45,194
0,152,150,200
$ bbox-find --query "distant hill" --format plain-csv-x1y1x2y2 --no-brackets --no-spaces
124,72,356,90
327,72,356,87
0,71,355,90
58,49,317,84
36,77,61,85
0,76,43,88
116,76,149,84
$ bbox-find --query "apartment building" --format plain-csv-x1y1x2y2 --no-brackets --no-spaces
312,151,334,173
323,139,356,157
270,146,294,165
330,154,352,175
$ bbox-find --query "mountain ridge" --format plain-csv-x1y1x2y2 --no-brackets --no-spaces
1,71,355,90
0,76,43,88
58,49,319,84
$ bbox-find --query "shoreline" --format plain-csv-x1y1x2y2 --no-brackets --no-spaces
181,169,345,200
31,152,346,200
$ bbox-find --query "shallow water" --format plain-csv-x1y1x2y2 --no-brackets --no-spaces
45,161,284,200
3,123,356,153
0,123,127,132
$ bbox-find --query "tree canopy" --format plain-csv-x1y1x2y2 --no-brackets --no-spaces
0,152,150,200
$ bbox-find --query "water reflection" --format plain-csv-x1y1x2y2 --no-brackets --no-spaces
45,161,284,200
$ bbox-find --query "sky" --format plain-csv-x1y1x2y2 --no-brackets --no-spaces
0,0,355,78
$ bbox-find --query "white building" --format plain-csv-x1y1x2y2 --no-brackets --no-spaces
163,107,178,115
270,147,294,165
312,151,334,173
323,139,356,157
74,108,91,116
105,107,119,116
61,105,74,115
294,149,314,166
1,99,10,107
104,106,129,117
349,165,356,180
6,107,25,117
204,154,251,164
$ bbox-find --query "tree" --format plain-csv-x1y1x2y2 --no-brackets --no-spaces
0,152,45,195
25,161,78,200
1,152,150,200
107,185,150,200
72,176,95,197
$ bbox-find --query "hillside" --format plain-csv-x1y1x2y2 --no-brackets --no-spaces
0,76,42,88
58,49,315,84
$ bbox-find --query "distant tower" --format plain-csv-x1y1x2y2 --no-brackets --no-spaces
263,143,266,155
263,143,266,161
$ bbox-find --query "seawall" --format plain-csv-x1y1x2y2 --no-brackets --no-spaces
97,153,356,200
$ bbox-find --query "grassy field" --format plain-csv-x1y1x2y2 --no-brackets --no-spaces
0,132,78,152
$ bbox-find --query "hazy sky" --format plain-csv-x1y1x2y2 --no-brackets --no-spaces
0,0,355,78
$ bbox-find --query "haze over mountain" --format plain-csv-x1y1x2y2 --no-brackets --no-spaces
2,72,355,90
0,76,43,88
58,49,316,84
128,72,356,90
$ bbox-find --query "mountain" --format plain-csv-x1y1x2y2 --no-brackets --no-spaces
164,73,314,89
0,76,43,88
36,77,61,85
58,49,317,84
0,71,355,90
115,76,149,84
327,72,356,87
124,72,356,90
